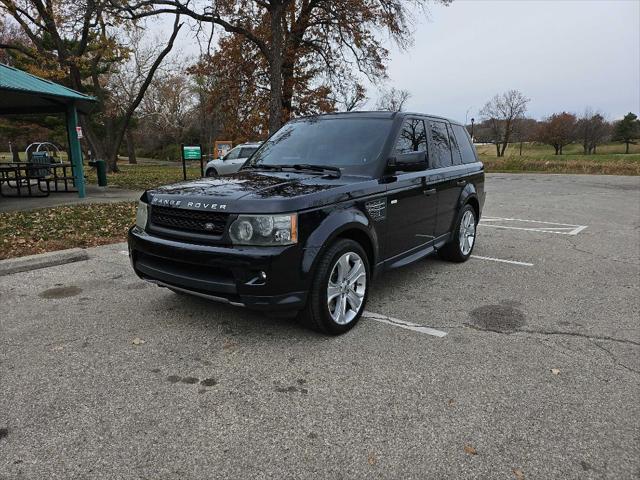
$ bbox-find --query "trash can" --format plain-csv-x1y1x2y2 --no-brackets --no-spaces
92,159,107,187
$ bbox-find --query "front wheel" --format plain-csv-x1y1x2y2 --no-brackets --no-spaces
438,204,477,262
205,168,218,177
299,239,369,335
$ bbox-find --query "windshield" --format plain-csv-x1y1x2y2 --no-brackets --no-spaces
246,117,392,176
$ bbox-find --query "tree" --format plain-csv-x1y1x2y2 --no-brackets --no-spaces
512,117,538,155
0,1,182,171
479,90,529,157
612,112,640,154
376,87,411,112
333,82,367,112
537,112,577,155
119,0,453,135
576,109,610,155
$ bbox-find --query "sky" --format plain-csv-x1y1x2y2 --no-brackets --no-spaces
379,0,640,122
171,0,640,123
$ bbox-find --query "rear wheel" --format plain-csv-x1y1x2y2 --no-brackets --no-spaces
438,204,476,262
299,239,369,335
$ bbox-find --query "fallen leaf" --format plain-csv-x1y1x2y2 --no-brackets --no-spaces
448,398,455,406
513,468,525,480
550,368,560,375
367,453,377,465
51,346,64,351
223,339,237,350
464,445,478,455
132,338,146,345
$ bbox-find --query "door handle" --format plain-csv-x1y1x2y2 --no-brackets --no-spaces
456,180,467,186
423,188,436,196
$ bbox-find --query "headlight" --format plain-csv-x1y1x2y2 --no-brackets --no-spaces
135,201,148,230
229,214,297,245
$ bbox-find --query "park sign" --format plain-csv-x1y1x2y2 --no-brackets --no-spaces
180,144,205,180
182,145,202,160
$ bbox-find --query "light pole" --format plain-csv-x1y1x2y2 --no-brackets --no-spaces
470,118,475,142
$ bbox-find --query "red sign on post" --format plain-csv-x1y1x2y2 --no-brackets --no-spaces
76,126,83,139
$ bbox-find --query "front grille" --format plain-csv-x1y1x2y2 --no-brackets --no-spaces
149,205,229,235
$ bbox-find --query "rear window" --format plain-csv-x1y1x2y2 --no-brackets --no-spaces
428,120,453,168
448,124,463,165
451,124,478,164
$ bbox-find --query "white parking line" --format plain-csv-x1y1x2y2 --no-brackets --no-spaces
480,216,588,236
362,311,447,337
470,255,534,266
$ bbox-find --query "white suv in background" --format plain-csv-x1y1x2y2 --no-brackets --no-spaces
204,142,262,176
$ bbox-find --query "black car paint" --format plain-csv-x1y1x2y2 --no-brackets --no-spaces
128,112,485,311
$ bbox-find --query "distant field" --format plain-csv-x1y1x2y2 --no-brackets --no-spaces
476,142,639,175
476,141,640,156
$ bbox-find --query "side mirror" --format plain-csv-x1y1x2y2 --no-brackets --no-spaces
219,155,224,161
387,152,427,172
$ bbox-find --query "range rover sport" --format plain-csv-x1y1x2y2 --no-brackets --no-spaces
128,112,485,334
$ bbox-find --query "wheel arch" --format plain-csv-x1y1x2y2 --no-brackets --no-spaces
457,183,481,221
301,209,379,280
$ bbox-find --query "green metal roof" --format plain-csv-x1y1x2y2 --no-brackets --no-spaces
0,63,96,114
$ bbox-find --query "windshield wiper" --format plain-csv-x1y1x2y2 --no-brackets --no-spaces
287,164,342,178
242,164,283,171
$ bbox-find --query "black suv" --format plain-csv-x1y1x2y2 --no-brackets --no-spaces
128,112,485,334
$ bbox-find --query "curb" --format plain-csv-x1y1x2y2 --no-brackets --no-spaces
0,248,89,276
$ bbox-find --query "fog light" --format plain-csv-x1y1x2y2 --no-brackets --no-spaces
259,271,267,281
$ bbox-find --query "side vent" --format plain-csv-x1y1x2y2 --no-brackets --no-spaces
365,199,387,221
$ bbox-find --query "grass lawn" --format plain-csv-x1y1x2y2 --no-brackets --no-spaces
477,142,640,175
85,162,203,190
0,202,135,260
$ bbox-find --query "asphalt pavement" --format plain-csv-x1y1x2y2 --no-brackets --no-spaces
1,173,638,479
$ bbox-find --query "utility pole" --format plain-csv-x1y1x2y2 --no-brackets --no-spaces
470,118,475,142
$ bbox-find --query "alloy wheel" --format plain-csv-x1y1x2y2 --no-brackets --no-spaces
326,252,367,325
459,210,476,256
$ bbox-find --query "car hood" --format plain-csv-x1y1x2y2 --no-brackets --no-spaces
146,170,383,214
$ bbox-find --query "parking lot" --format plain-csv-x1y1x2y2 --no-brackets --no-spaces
1,173,638,479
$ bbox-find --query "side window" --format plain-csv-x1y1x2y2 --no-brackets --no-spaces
428,120,453,168
394,119,427,155
448,124,463,165
224,148,240,160
239,147,257,158
451,124,478,164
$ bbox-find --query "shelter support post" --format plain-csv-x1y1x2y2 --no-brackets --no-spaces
66,104,86,198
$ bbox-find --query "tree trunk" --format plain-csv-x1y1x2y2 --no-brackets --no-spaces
592,144,597,154
281,60,295,124
495,143,500,157
126,129,137,164
267,3,285,135
554,145,560,155
500,141,508,157
519,141,523,156
11,146,20,162
625,141,630,154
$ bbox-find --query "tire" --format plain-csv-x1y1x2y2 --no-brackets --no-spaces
438,204,477,262
206,168,218,177
299,239,370,335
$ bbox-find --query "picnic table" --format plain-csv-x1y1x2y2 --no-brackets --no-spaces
0,156,78,198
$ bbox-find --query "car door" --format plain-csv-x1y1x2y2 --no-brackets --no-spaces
227,147,253,173
219,148,240,174
426,120,467,238
384,118,439,260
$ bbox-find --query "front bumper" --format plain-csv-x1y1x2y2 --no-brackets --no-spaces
128,227,308,311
